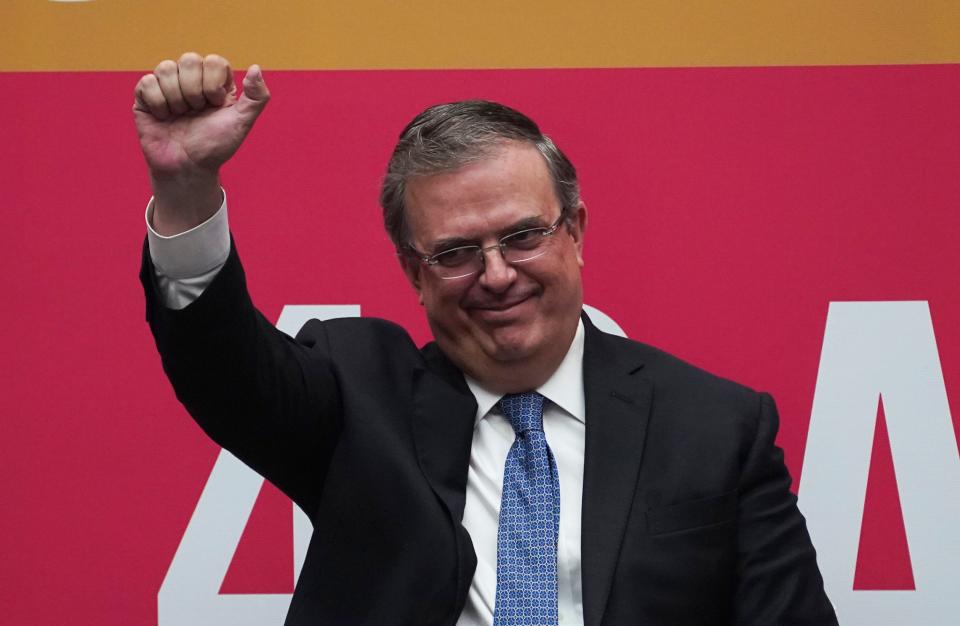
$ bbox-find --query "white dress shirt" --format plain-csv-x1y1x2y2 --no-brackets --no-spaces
146,195,586,625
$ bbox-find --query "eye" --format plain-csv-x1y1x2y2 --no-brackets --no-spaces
432,246,479,268
502,228,546,250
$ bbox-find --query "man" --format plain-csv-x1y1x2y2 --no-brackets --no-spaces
136,53,837,625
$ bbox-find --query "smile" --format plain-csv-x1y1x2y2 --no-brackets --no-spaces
470,294,535,322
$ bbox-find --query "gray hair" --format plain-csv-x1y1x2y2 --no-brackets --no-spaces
380,100,580,248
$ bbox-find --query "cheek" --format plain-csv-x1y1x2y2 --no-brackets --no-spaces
541,263,578,297
537,268,583,319
422,284,470,327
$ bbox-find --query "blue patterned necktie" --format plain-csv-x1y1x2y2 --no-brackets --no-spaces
494,392,561,626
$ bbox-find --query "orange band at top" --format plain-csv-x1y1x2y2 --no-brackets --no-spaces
2,0,959,71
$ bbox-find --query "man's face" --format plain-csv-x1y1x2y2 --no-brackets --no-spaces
401,141,587,391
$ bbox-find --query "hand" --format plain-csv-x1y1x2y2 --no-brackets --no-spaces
133,53,270,234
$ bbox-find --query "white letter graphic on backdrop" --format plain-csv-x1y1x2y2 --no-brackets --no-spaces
799,301,960,624
158,304,626,623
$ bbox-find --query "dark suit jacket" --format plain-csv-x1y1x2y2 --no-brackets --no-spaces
142,241,837,626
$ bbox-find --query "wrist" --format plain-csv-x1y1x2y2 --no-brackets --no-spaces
150,172,223,236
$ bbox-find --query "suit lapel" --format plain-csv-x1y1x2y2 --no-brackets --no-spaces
411,345,477,520
580,316,653,626
411,343,479,616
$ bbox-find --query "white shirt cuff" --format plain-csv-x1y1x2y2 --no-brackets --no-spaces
145,191,231,309
146,191,230,279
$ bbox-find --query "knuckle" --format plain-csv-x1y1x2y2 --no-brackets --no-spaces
178,51,202,65
204,53,227,67
154,59,177,75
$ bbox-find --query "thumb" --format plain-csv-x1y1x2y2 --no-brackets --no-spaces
236,64,270,122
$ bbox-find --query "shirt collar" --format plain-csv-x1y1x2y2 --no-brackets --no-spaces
464,319,586,426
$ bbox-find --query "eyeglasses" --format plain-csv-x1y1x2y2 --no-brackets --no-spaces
406,214,567,280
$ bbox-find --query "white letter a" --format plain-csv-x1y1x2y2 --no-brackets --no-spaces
799,301,960,624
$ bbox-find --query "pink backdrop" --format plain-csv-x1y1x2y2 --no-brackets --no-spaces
2,65,958,623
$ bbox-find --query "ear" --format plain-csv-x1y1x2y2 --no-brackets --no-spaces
566,202,588,267
398,252,424,304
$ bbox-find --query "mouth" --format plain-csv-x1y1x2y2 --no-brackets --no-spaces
469,293,536,323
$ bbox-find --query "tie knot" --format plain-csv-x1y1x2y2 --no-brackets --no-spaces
499,392,545,435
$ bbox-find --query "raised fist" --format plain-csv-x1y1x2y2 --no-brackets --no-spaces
134,52,269,178
133,53,269,234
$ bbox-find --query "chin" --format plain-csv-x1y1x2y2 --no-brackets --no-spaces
481,326,543,363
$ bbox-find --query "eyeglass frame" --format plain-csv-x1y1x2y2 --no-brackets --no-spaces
401,212,569,280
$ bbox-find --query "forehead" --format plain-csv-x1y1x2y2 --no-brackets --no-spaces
403,142,558,247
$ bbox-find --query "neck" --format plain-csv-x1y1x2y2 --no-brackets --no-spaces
465,359,559,395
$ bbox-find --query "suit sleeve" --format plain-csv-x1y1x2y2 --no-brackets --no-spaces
733,392,838,625
140,237,342,519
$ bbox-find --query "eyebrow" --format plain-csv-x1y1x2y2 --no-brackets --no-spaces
429,216,550,253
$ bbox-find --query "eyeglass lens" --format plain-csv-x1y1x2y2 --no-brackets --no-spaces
432,226,553,279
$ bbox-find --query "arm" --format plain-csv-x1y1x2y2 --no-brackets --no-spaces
141,236,342,517
135,54,340,516
733,392,838,624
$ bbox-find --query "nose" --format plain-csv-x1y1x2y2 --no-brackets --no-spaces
476,245,517,292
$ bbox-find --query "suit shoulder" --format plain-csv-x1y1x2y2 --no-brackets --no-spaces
596,329,760,408
295,316,421,362
296,315,411,339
